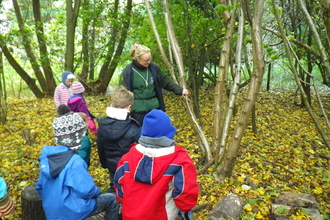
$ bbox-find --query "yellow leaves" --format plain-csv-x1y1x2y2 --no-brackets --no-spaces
19,181,28,187
256,187,265,196
307,148,315,155
255,211,263,219
313,187,323,195
290,208,310,220
244,204,252,212
1,91,330,220
209,194,217,203
237,176,245,182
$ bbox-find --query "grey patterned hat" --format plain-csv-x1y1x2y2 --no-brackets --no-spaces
52,112,87,149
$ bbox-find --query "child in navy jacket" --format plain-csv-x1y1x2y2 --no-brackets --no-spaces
97,86,141,193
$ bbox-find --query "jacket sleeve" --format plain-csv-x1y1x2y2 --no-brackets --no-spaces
67,159,101,199
119,71,127,87
96,129,107,168
157,68,183,95
35,174,43,196
54,86,61,108
68,97,90,116
114,157,127,203
172,152,199,212
88,117,98,134
133,123,141,143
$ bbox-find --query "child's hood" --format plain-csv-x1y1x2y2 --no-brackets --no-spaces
128,143,186,185
38,145,75,179
61,71,74,86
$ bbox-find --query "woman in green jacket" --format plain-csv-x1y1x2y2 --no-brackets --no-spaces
120,44,188,125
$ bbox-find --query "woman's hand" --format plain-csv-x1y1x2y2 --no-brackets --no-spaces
182,89,188,98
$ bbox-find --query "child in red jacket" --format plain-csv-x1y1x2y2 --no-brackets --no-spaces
114,109,199,220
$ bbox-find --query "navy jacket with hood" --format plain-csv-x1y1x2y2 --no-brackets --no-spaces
97,113,140,173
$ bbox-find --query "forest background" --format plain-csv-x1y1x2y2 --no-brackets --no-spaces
0,0,329,219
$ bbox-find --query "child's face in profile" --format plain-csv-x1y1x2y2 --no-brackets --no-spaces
66,79,74,87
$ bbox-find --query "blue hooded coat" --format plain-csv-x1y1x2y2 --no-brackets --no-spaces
35,145,100,220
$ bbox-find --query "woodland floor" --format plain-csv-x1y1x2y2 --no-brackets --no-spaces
0,88,329,220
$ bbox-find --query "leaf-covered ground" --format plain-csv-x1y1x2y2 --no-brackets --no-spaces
0,89,329,220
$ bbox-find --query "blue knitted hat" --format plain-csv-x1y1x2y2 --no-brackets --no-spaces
141,109,176,140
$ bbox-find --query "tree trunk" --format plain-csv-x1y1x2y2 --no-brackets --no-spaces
215,0,265,180
297,0,330,86
318,0,330,47
96,0,132,93
212,0,236,155
273,0,330,149
12,0,48,92
65,0,81,71
32,0,55,95
0,42,44,98
145,0,212,160
21,183,46,220
216,4,243,166
266,62,271,91
0,51,8,124
80,0,90,81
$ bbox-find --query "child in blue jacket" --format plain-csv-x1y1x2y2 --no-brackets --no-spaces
36,112,118,220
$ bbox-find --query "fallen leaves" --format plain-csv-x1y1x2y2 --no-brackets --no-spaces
0,90,329,220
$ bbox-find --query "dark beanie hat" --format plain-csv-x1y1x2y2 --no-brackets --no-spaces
57,104,71,116
141,109,176,140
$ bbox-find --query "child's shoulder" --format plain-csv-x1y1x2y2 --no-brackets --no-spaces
130,118,141,127
56,83,66,89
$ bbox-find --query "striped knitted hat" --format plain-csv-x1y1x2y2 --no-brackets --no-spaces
71,81,85,95
0,177,15,218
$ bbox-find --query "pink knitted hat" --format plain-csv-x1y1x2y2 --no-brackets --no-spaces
71,81,85,94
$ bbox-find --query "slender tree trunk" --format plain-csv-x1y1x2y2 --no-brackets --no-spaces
213,0,236,157
296,0,330,86
65,0,81,71
0,43,44,98
266,63,271,91
182,0,200,119
32,0,55,95
215,0,265,181
318,0,330,46
145,0,212,160
0,50,8,124
163,0,212,160
80,0,90,81
12,0,47,92
220,6,245,148
95,0,132,93
89,0,97,82
272,0,330,149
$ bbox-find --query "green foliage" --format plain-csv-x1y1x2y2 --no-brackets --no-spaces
276,206,287,214
214,4,233,14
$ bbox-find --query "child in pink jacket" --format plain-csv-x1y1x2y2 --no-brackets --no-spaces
54,71,75,108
